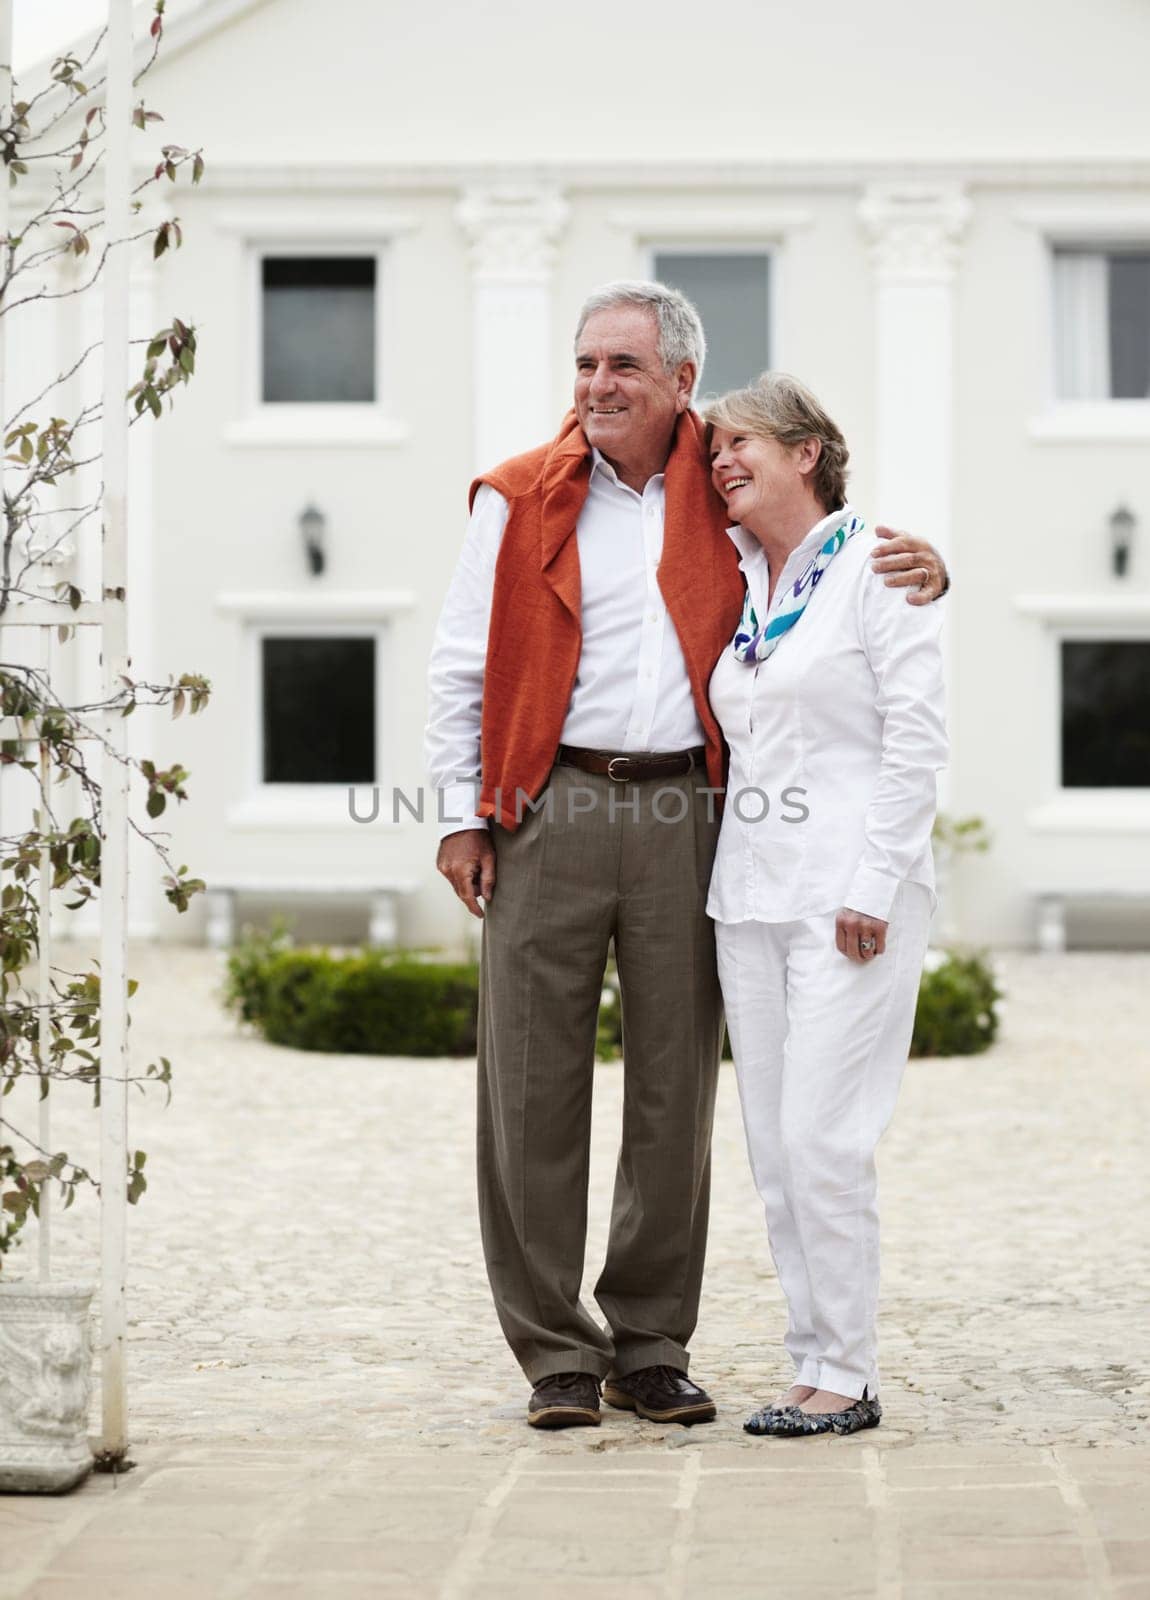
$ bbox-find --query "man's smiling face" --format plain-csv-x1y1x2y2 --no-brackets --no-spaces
573,305,693,479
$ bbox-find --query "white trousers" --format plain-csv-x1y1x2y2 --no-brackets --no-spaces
716,883,932,1400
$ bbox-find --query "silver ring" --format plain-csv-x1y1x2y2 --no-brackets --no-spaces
859,938,876,951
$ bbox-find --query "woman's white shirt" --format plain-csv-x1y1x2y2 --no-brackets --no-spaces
707,506,948,926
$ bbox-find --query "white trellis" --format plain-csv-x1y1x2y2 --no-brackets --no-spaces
0,0,135,1459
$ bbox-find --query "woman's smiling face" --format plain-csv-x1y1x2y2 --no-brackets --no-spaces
709,426,813,528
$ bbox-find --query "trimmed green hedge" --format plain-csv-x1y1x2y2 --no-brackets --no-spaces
224,930,478,1056
912,949,1001,1057
225,929,1000,1060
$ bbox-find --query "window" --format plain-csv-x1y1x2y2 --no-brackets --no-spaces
261,636,375,784
261,256,376,403
1061,640,1150,787
652,250,771,398
1053,248,1150,400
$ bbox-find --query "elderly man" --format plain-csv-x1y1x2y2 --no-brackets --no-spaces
425,281,947,1430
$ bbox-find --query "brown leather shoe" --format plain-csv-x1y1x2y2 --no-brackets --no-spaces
527,1372,602,1429
603,1365,716,1424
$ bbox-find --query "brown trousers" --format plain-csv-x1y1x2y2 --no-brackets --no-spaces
476,764,725,1385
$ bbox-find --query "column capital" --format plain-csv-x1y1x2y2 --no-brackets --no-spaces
858,184,972,284
456,184,569,284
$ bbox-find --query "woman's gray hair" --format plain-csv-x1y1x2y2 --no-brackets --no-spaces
575,280,706,396
703,372,850,512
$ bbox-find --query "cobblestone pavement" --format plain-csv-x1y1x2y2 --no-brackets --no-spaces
2,948,1149,1596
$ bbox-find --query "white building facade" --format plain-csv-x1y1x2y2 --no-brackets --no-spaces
19,0,1150,951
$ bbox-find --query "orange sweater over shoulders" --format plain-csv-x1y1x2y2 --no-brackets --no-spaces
470,410,745,829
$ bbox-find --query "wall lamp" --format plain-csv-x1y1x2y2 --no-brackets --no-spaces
1110,505,1135,579
300,503,326,577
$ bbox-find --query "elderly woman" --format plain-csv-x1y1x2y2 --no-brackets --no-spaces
704,373,947,1438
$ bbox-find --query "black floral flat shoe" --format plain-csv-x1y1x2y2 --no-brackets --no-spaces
744,1390,882,1438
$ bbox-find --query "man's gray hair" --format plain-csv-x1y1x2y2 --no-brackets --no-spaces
575,280,706,396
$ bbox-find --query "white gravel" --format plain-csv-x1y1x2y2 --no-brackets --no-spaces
10,945,1149,1452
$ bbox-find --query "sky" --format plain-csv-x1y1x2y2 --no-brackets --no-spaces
13,0,129,70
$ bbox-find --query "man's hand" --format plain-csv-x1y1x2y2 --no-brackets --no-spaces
835,906,889,964
436,828,496,919
871,526,949,606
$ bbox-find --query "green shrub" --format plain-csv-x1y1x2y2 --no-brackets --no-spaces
224,936,479,1056
221,917,294,1025
911,949,1001,1057
224,934,1000,1062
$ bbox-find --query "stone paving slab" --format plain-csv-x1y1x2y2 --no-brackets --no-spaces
3,1442,1149,1597
1,949,1149,1594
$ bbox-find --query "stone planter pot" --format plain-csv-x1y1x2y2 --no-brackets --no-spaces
0,1280,94,1493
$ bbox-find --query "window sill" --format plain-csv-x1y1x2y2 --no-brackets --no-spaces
1015,594,1150,627
225,408,409,448
216,590,415,622
228,789,360,830
1028,402,1150,443
1026,794,1150,834
227,788,418,831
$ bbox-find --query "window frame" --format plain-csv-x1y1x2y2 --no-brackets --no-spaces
258,251,380,410
218,210,416,448
1020,208,1150,442
1059,635,1150,792
1016,595,1150,832
246,241,391,441
643,240,780,395
259,628,379,789
247,619,386,819
216,589,415,829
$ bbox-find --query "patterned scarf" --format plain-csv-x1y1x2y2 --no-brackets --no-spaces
732,513,865,664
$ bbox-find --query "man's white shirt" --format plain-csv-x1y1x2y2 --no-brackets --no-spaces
706,507,948,926
424,453,705,836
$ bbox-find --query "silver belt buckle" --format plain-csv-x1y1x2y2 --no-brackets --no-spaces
606,756,632,782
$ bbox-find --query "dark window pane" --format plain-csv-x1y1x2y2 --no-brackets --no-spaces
653,251,770,398
262,636,375,783
261,256,376,403
1061,640,1150,787
1108,253,1150,399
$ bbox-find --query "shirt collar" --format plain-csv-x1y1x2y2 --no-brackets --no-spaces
725,504,854,568
590,447,664,492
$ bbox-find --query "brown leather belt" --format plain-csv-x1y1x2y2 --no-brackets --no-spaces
556,745,706,783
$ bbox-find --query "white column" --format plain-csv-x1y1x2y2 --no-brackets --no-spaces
456,185,568,472
859,185,970,911
858,185,971,557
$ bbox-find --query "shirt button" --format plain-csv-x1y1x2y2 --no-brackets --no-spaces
647,610,658,623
